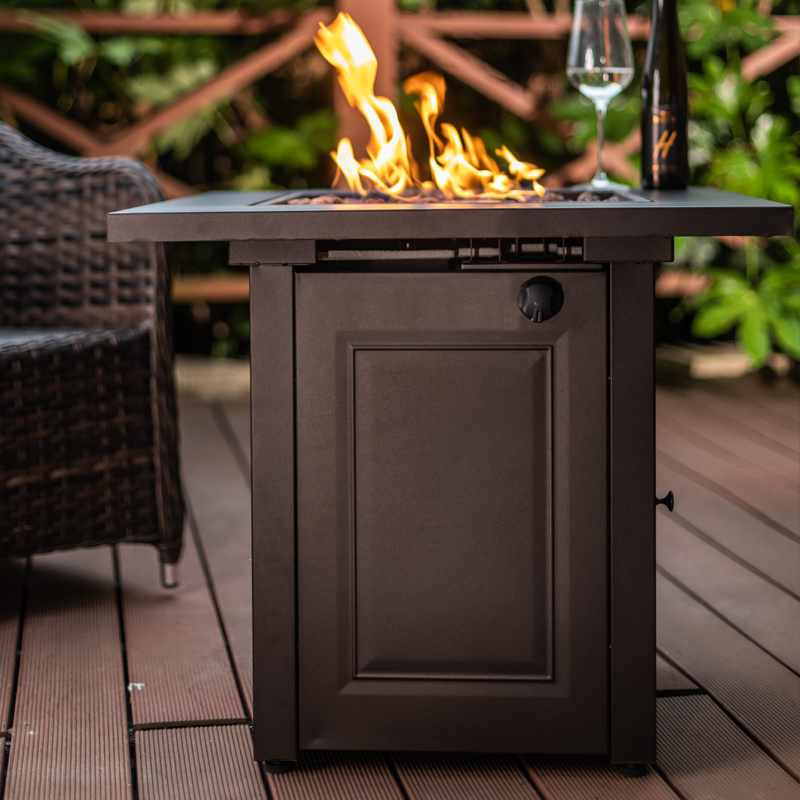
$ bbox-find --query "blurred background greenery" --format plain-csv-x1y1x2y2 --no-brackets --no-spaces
0,0,797,367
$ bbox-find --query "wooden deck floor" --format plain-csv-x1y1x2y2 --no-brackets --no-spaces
1,374,798,799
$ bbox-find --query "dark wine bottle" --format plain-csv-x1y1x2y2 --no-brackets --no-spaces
641,0,689,189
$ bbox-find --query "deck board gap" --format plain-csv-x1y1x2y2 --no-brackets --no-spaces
657,449,800,543
664,509,800,601
112,547,141,800
657,567,800,681
382,752,414,800
186,495,254,726
510,754,547,799
655,688,707,698
132,718,249,732
210,401,252,490
650,762,692,800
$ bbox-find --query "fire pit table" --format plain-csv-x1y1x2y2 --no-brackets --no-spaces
109,186,792,774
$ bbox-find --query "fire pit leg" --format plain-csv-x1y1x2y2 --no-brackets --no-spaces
608,262,657,768
251,265,300,766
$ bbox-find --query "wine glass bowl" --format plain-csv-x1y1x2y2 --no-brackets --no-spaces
566,0,634,189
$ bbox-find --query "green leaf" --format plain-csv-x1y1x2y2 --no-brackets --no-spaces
127,58,217,107
245,128,317,170
737,303,771,365
0,36,55,83
689,269,750,308
770,316,800,359
692,294,747,337
100,37,140,67
759,264,800,297
679,0,776,59
788,75,800,118
154,110,215,159
296,109,339,150
243,111,339,173
230,164,275,191
21,12,97,66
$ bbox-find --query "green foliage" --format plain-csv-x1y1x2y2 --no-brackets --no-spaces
706,117,800,208
678,0,775,60
0,35,55,83
21,13,96,66
668,2,799,368
689,255,800,365
545,0,799,368
243,110,338,171
2,0,796,362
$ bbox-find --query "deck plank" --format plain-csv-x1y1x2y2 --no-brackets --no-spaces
658,388,800,485
522,754,677,799
0,560,24,736
757,384,800,421
678,384,800,456
3,548,132,800
393,753,539,800
657,655,698,692
720,379,800,428
657,695,800,800
136,724,266,800
657,460,800,593
657,427,799,535
658,514,800,672
118,530,246,728
269,751,405,800
179,399,254,715
657,574,800,778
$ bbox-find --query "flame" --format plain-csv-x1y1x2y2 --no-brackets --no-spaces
314,13,546,202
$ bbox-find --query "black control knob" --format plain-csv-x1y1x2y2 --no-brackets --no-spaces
656,491,675,512
517,277,564,323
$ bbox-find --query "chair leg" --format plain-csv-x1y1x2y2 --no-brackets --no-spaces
160,561,179,589
158,542,182,589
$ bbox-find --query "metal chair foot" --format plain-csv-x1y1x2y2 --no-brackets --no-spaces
160,562,179,589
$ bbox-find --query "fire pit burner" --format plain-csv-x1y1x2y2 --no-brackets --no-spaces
261,186,649,206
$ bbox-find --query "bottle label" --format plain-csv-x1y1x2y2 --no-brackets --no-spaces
649,108,682,175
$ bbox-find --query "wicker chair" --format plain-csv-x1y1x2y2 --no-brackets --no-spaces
0,123,184,587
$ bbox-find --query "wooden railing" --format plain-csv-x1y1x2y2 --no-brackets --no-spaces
1,3,796,303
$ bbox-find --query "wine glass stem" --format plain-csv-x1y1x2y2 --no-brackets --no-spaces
594,102,608,185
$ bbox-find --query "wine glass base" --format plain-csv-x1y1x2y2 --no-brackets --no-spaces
570,178,635,192
583,177,630,191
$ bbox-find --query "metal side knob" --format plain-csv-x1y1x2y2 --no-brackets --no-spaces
656,491,675,512
517,277,564,323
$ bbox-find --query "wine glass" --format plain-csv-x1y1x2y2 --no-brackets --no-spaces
567,0,634,189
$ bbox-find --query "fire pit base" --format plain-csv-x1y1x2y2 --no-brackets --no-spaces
248,248,657,769
106,183,792,775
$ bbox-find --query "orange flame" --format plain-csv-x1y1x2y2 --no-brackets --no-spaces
314,13,546,202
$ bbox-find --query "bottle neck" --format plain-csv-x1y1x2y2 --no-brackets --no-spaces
653,0,680,26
